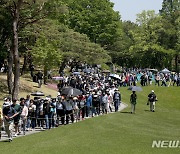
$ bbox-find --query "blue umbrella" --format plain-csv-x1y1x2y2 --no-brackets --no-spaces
132,86,142,92
128,86,142,92
73,72,81,75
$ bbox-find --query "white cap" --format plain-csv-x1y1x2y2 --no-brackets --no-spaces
73,97,78,100
151,90,154,93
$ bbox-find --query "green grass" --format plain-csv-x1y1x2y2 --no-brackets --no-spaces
0,85,180,154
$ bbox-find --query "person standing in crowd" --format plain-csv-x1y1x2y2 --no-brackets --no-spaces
49,98,56,128
36,71,43,88
155,74,160,86
85,92,92,117
43,98,50,129
78,95,86,120
113,89,121,112
140,74,145,86
173,73,178,86
161,76,167,87
26,99,35,131
38,99,44,130
20,98,28,135
11,99,21,137
73,97,79,122
100,92,108,114
148,90,158,112
29,99,36,130
92,91,100,116
107,92,113,112
130,91,137,114
56,96,66,125
25,95,31,108
3,102,19,142
65,97,74,124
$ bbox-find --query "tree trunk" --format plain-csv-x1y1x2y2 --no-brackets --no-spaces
44,66,47,84
21,53,27,75
7,48,13,94
59,59,66,75
12,0,22,100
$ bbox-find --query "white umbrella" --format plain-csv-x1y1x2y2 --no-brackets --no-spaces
31,91,45,96
52,76,64,80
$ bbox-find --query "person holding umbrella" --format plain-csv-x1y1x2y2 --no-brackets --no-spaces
130,91,137,114
65,96,74,124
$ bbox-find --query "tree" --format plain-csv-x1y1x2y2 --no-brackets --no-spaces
109,21,138,67
23,19,110,74
136,10,157,26
0,0,54,99
129,11,175,69
60,0,121,48
160,0,180,71
31,38,62,84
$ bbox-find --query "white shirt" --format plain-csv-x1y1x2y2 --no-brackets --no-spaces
21,106,28,117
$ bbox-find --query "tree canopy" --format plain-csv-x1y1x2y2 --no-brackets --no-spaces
0,0,179,99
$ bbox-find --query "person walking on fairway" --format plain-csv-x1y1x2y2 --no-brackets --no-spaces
3,102,19,142
148,90,157,112
130,91,137,114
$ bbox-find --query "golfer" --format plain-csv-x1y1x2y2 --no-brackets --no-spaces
148,90,157,112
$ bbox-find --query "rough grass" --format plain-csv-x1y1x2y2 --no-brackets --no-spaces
0,83,179,154
0,74,57,105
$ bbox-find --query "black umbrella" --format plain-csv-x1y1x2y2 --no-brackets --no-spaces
61,87,82,96
109,74,121,80
31,91,45,96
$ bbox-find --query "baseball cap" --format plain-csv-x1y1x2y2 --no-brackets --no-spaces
151,90,154,93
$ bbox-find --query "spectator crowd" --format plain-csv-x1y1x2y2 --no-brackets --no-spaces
0,66,179,142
